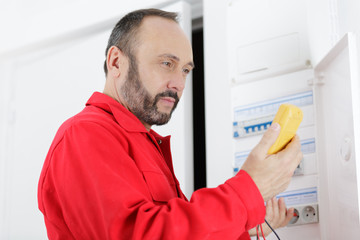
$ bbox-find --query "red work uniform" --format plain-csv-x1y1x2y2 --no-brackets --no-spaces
38,92,265,240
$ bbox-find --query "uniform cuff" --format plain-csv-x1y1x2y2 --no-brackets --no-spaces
225,170,265,230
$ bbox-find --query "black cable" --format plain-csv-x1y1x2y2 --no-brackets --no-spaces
264,219,280,240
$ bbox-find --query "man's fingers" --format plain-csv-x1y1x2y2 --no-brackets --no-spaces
265,198,274,220
272,197,279,226
279,135,301,159
278,198,287,224
254,122,281,157
277,135,303,170
283,208,295,227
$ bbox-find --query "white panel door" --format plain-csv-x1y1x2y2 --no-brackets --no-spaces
314,33,360,239
0,1,192,239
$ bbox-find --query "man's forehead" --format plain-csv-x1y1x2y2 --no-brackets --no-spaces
138,16,183,38
137,16,193,62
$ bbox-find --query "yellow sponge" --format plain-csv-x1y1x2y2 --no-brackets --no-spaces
268,104,303,154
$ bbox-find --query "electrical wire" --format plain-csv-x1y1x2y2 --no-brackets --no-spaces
260,223,266,240
264,219,280,240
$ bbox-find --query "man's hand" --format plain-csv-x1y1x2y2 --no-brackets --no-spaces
249,197,294,237
241,123,303,201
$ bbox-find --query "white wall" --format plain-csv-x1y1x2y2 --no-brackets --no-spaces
306,0,360,65
0,0,171,55
337,0,360,36
1,30,110,240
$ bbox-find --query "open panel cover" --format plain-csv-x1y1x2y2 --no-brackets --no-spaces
314,33,360,239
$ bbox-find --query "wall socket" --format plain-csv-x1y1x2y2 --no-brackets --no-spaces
288,204,319,226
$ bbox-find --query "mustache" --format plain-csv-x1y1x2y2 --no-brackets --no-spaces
154,91,179,104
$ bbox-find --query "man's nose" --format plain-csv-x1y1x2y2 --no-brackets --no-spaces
167,70,186,92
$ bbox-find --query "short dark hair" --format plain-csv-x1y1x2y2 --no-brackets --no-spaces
103,8,179,76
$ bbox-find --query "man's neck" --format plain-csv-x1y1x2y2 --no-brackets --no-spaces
103,88,152,132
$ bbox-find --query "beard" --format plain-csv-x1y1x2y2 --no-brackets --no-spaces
120,54,179,126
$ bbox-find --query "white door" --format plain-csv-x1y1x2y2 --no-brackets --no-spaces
0,1,192,239
314,32,360,239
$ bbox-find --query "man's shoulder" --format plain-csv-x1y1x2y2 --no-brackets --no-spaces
54,105,122,142
73,105,117,126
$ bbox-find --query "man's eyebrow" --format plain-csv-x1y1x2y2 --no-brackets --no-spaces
187,61,195,69
158,54,195,68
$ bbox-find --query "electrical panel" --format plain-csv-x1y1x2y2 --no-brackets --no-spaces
230,33,360,239
231,70,320,237
227,0,360,238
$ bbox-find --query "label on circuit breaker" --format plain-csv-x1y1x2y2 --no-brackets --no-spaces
301,138,316,154
233,151,250,175
277,187,318,206
233,138,315,175
233,91,313,139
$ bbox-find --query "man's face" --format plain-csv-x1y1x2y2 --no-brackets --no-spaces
120,53,180,126
119,16,194,127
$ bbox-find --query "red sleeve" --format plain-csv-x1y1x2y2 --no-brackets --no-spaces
38,121,265,240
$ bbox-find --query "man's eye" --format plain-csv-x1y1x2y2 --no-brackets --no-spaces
162,62,172,67
183,68,191,74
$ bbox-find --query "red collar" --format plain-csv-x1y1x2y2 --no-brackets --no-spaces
86,92,171,144
86,92,148,133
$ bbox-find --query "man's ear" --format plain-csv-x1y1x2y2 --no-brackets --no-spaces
106,46,126,78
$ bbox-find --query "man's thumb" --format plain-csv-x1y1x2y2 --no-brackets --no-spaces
256,122,281,156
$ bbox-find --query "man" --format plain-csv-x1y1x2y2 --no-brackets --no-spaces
38,8,302,239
